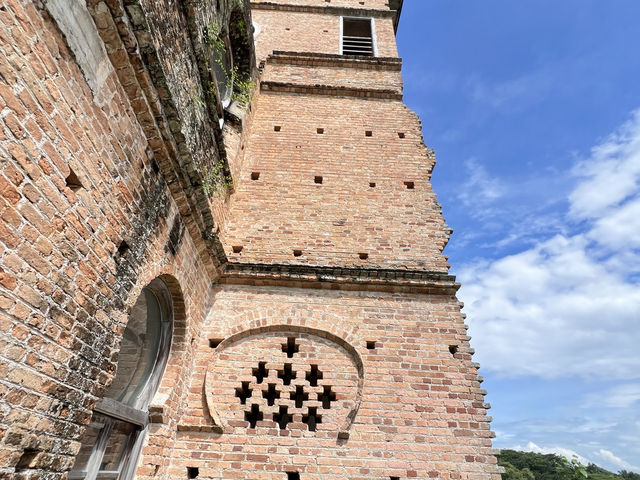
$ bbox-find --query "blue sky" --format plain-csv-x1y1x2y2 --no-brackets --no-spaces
397,1,640,473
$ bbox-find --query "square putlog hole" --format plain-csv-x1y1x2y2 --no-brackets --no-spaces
404,181,415,189
232,245,243,253
366,341,376,350
293,249,303,257
358,252,368,260
65,169,83,192
251,172,260,180
314,176,323,184
274,125,281,132
369,182,376,188
209,338,223,348
398,132,405,138
365,130,373,137
317,128,324,134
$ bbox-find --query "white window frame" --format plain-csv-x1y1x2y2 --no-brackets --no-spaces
339,16,378,57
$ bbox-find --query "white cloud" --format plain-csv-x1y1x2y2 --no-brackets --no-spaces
569,109,640,221
461,109,640,380
457,158,505,214
510,441,591,465
583,384,640,409
594,449,640,472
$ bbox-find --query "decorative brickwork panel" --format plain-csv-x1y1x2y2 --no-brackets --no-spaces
207,332,360,434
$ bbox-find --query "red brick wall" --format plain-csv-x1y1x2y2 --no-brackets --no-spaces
252,10,398,63
171,285,499,479
0,0,215,476
0,0,499,478
221,91,450,272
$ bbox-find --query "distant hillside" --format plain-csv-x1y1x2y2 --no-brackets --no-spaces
498,449,640,480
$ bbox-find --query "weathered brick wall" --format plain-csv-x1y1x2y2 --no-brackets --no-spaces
1,0,499,478
170,285,498,479
0,0,239,478
221,91,451,271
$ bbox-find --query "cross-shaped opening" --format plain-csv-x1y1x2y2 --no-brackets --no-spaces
282,337,299,358
277,363,295,385
273,405,293,430
306,364,323,387
252,362,268,384
290,385,309,408
244,404,263,428
302,407,322,432
262,383,281,406
235,381,252,405
318,385,336,409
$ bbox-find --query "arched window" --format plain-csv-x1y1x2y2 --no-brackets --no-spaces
208,29,234,126
69,279,173,480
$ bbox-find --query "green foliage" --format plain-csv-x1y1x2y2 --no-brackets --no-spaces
556,456,588,480
503,461,536,480
201,161,232,197
203,22,254,109
618,472,640,480
498,450,637,480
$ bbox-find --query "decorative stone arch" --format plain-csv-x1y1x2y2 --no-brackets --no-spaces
204,324,365,438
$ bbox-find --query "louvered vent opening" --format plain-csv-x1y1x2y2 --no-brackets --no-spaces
342,18,373,56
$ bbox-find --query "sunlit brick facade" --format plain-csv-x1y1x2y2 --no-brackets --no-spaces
0,0,500,478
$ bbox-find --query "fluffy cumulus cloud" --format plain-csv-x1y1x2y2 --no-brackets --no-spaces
459,110,640,380
594,449,640,472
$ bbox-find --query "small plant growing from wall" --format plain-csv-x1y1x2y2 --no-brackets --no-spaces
204,22,254,113
201,160,233,197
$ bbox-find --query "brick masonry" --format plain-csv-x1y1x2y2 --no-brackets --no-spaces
0,0,500,479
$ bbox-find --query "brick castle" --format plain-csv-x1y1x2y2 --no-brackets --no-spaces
0,0,501,478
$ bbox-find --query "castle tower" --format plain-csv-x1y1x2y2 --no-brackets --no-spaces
172,1,501,478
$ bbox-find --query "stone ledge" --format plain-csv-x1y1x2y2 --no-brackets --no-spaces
220,262,460,294
260,81,403,100
268,51,402,71
250,2,396,19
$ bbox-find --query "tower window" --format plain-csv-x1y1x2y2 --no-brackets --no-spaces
341,18,375,56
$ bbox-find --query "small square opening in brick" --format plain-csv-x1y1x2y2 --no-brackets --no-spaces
449,345,458,355
366,340,376,350
187,467,199,479
251,172,260,180
293,249,303,257
287,473,300,480
274,125,281,132
285,27,290,31
209,338,223,348
369,182,376,188
232,245,243,253
390,477,400,480
398,132,405,138
358,252,368,260
365,130,373,137
317,128,324,134
404,181,415,189
314,176,323,184
65,169,83,192
116,240,130,258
